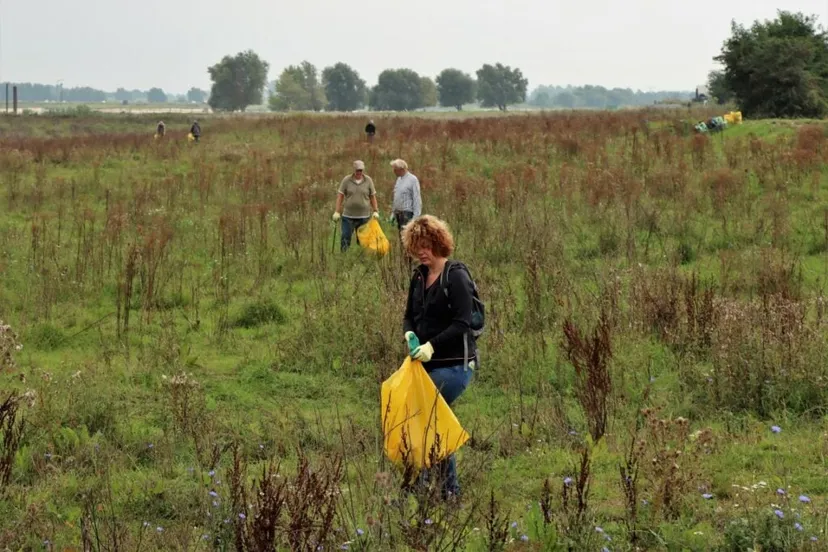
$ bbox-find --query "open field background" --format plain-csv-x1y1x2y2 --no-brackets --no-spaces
2,109,828,551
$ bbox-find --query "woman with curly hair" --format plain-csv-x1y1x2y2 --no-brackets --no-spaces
401,215,476,499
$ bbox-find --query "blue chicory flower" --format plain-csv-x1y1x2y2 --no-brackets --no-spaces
774,509,784,519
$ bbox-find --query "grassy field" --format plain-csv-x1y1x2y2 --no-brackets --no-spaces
1,109,828,551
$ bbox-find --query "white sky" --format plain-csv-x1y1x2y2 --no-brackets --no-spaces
4,0,827,93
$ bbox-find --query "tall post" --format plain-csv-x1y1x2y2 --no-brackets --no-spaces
5,83,8,113
12,84,17,114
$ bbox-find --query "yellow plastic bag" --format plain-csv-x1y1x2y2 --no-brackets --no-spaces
381,357,470,471
187,132,195,142
724,111,743,125
357,218,390,256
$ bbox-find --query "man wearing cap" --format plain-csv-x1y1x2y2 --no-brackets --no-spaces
332,160,380,252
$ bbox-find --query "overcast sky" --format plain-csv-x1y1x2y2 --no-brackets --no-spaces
4,0,827,93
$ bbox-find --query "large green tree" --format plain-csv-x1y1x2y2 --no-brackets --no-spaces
207,50,269,112
476,63,528,111
321,63,367,111
436,68,476,110
269,61,326,112
715,11,828,118
370,69,424,111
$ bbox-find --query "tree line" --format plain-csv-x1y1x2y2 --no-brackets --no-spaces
0,83,209,104
528,85,694,109
205,52,529,113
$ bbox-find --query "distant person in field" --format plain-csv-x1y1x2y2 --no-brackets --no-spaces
190,120,201,143
156,121,166,138
365,120,376,143
332,160,379,252
390,159,422,229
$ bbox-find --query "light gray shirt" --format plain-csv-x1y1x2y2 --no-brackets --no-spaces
392,172,422,217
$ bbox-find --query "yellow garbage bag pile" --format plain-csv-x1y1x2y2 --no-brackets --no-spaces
381,357,470,470
357,218,390,256
723,111,742,125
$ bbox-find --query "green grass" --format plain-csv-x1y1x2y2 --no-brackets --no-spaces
0,112,827,550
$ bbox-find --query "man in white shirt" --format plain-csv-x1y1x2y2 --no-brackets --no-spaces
389,159,422,229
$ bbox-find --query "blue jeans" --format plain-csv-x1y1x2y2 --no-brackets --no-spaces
422,364,473,498
341,216,368,252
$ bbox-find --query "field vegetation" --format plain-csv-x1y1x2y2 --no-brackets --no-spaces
2,109,828,551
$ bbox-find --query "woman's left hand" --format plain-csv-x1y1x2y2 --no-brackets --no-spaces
411,342,434,362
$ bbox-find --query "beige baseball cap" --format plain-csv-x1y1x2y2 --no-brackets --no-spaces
353,160,365,171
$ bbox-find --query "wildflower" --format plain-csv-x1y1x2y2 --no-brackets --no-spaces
811,536,818,542
563,477,573,486
702,493,714,500
202,534,210,541
511,521,518,529
795,522,803,531
209,490,218,497
774,509,784,519
143,522,150,528
187,467,194,473
356,529,364,537
239,513,246,520
799,495,811,503
568,430,578,436
209,470,216,477
424,518,433,525
43,540,50,546
602,548,611,552
147,443,154,449
156,526,164,533
595,526,604,533
521,535,529,542
213,500,219,507
777,488,786,496
44,453,52,460
649,376,656,383
224,518,230,524
771,426,781,434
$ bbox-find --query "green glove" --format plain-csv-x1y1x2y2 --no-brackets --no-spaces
405,331,420,356
412,342,434,362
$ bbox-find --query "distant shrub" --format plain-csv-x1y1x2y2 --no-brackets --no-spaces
233,299,286,329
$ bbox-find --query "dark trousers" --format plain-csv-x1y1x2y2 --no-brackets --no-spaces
394,210,414,229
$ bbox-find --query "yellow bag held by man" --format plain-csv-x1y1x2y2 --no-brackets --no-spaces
381,357,470,471
357,218,390,256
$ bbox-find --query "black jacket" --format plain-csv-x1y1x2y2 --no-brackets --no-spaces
365,123,376,134
403,262,477,370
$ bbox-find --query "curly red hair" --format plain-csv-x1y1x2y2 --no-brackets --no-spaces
401,215,455,258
